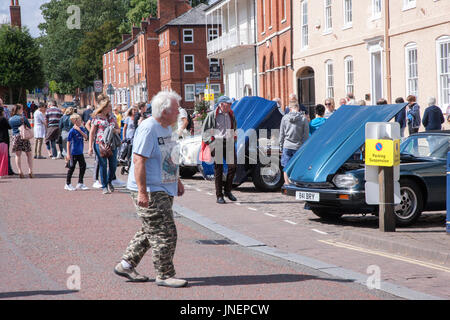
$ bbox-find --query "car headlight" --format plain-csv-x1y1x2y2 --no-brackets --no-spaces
333,174,359,188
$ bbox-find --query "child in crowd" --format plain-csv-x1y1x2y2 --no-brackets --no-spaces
65,114,89,191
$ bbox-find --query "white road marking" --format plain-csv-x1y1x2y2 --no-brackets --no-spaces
195,188,202,192
320,239,450,274
248,207,258,211
284,220,297,225
264,213,277,217
311,229,328,235
206,192,214,196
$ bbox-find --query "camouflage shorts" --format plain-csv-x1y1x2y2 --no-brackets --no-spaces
122,191,177,279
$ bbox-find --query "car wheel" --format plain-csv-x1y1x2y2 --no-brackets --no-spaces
252,162,284,191
180,167,198,178
311,208,343,221
394,179,423,227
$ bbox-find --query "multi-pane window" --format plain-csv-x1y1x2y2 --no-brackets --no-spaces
324,0,332,32
113,67,116,83
405,43,418,97
262,0,266,32
119,73,121,85
344,0,352,26
372,0,382,19
208,28,218,41
161,58,165,75
184,84,195,102
325,60,334,98
437,36,450,106
184,55,194,72
123,73,126,83
183,29,194,43
104,70,107,83
301,1,308,48
345,56,354,94
210,84,221,94
210,58,220,68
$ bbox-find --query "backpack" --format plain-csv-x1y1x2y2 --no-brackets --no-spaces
186,112,194,131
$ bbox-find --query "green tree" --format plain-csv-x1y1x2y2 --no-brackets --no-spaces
0,25,44,104
119,0,157,34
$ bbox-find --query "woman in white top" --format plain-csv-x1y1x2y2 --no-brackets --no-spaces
33,103,47,159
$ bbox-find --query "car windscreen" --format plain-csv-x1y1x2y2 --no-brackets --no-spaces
400,134,449,160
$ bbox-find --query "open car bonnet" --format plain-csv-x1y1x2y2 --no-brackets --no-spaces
284,104,407,183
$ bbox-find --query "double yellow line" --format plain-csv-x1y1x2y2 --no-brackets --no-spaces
319,239,450,274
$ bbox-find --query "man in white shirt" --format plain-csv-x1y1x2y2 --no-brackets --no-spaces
176,106,189,139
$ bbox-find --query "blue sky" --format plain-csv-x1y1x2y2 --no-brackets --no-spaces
0,0,47,38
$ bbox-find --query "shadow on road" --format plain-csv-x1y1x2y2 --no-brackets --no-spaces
185,274,354,287
0,290,78,299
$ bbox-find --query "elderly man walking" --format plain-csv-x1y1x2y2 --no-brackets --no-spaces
114,90,187,288
201,95,238,204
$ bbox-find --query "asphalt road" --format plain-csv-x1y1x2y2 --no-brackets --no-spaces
0,155,402,301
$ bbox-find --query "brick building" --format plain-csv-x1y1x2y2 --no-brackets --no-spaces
257,0,293,107
103,0,222,111
0,1,22,103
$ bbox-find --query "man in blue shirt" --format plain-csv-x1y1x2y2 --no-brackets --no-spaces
114,91,187,288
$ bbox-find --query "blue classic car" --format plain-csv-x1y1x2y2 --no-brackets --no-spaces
281,104,449,227
179,96,285,191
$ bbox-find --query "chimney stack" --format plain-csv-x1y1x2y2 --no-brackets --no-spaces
10,0,21,29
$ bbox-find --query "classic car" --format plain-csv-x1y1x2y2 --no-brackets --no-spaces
178,96,285,191
281,104,449,227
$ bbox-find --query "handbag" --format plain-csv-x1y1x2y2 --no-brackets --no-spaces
19,117,34,140
99,142,112,158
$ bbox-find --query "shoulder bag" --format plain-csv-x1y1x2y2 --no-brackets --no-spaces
19,117,34,140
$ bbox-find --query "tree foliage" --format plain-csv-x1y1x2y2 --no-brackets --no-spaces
119,0,157,34
0,25,44,103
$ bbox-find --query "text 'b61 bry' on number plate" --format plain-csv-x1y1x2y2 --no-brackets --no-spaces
296,191,320,202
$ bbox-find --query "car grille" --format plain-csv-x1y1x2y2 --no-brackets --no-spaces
291,181,335,189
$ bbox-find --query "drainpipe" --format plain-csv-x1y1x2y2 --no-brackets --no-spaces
384,0,392,103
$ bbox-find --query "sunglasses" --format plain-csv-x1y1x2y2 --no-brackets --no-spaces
325,103,331,105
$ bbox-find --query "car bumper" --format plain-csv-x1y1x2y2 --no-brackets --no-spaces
281,184,376,214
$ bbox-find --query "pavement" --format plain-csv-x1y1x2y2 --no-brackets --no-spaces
1,147,449,300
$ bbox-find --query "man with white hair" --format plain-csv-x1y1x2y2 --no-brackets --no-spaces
422,97,444,131
114,90,187,288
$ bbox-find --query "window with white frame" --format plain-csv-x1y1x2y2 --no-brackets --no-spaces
113,51,115,63
113,67,116,83
208,28,218,41
372,0,382,19
161,58,165,75
166,57,169,75
405,43,418,97
262,0,266,32
437,36,450,106
184,55,194,72
403,0,416,10
268,0,272,27
184,84,195,102
104,55,106,65
282,0,287,22
104,70,107,83
109,52,111,64
183,29,194,43
209,58,220,68
344,56,354,94
301,1,308,48
109,68,111,84
324,0,332,32
343,0,352,27
119,73,121,84
325,60,334,98
124,73,126,83
210,83,221,94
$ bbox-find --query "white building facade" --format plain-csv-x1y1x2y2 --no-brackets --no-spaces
205,0,258,99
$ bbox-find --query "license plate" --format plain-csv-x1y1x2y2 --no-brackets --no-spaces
296,191,320,202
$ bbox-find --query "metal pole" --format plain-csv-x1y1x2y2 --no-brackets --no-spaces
379,166,396,232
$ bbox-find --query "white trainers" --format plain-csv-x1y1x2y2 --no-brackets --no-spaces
64,184,76,191
92,180,102,189
155,276,188,288
111,179,126,187
76,183,89,191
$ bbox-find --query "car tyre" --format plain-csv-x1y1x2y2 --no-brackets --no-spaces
180,167,198,178
394,179,423,227
311,208,343,221
252,163,284,192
